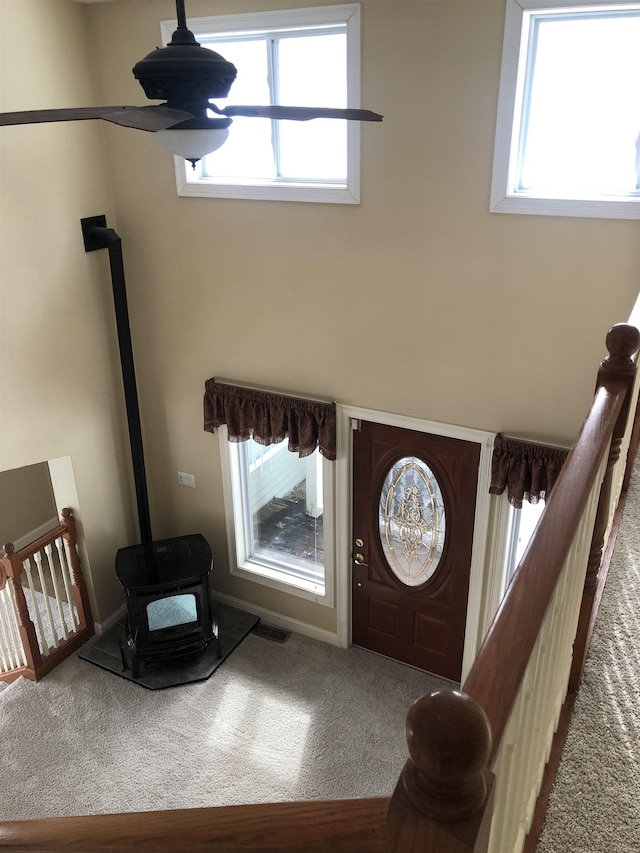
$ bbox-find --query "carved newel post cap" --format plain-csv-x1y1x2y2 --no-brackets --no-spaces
401,688,492,822
604,323,640,370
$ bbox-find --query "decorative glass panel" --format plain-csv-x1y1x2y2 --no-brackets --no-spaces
379,457,446,587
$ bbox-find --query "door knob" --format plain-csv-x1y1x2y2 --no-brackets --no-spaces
354,553,368,566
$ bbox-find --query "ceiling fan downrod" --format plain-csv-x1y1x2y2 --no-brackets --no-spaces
175,0,188,31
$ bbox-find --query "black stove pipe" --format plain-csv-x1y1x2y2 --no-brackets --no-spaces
81,215,153,547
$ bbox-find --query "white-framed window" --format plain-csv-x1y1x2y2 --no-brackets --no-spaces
220,429,334,605
504,498,545,586
161,4,362,204
485,493,546,634
491,0,640,219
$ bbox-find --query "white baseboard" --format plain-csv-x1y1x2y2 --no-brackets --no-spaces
212,591,340,647
11,516,59,552
94,602,126,636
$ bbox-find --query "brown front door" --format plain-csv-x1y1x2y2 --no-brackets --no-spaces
351,420,480,682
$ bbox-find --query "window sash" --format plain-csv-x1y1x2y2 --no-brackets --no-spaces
491,0,640,218
222,431,333,604
237,442,325,585
198,28,348,183
160,4,362,204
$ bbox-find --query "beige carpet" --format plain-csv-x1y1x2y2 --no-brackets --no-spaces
5,470,637,838
0,627,448,820
537,465,640,851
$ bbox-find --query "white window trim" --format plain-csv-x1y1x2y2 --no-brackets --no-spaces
219,426,335,608
160,4,362,204
491,0,640,219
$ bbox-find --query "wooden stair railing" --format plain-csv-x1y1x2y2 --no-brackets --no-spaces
0,325,637,853
0,508,94,684
387,322,640,851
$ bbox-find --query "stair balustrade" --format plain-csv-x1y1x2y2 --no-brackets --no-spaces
0,508,93,684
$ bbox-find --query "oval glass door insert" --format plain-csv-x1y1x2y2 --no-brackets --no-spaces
379,456,446,586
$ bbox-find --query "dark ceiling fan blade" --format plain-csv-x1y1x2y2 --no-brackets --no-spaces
0,105,192,132
216,105,383,122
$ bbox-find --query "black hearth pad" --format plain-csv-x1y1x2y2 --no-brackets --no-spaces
79,602,259,690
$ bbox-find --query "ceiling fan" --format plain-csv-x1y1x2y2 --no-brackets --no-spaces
0,0,383,167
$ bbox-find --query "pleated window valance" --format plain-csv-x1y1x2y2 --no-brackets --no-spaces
489,433,568,508
204,378,337,461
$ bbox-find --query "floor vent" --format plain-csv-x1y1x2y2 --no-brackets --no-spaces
251,623,291,643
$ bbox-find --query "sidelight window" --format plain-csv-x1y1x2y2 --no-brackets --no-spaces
504,499,545,586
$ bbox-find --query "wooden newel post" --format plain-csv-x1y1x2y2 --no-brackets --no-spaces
61,508,93,633
570,322,639,690
386,688,495,853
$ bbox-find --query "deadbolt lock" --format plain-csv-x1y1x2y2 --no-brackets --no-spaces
355,538,364,547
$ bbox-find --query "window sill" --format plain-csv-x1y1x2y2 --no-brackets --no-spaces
174,162,360,204
490,191,640,220
231,559,332,607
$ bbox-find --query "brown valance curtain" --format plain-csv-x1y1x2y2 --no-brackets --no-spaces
204,378,337,461
489,433,568,508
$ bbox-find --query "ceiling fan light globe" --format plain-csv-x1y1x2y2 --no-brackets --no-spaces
154,127,229,163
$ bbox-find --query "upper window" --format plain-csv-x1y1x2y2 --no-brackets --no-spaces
160,4,362,204
491,0,640,219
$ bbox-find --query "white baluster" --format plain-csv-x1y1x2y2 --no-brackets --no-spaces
0,586,25,669
0,590,17,670
0,590,13,670
45,542,68,641
33,550,59,650
55,535,78,631
23,557,46,654
0,601,11,671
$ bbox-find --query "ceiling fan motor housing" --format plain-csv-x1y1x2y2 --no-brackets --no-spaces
133,28,237,110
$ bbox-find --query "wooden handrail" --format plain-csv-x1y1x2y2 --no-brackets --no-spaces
0,798,389,853
464,323,638,759
385,322,640,850
2,522,68,565
464,383,625,762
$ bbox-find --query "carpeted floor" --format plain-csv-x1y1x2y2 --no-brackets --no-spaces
0,624,448,820
3,468,638,840
536,465,640,851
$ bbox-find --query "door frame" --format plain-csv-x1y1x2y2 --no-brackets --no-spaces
335,404,494,682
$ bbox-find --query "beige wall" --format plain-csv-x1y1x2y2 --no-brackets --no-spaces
2,0,639,633
0,462,56,546
0,0,137,622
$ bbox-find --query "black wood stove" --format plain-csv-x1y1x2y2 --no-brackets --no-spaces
82,216,219,680
116,534,219,678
